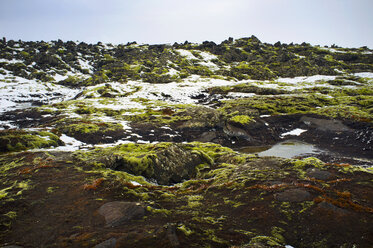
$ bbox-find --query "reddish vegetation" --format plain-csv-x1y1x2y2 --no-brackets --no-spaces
314,195,373,213
326,162,351,167
246,183,288,191
18,160,54,175
83,178,105,190
328,178,352,184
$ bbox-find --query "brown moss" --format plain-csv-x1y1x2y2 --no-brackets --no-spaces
83,178,105,190
314,196,373,213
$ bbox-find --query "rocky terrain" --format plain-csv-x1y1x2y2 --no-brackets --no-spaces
0,36,372,247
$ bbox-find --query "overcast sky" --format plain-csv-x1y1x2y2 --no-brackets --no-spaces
0,0,372,48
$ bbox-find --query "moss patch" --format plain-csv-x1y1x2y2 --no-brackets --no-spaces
0,130,61,152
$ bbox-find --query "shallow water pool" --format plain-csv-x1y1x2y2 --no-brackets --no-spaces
239,140,322,159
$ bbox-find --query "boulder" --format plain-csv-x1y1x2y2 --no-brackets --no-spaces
93,238,117,248
306,168,332,181
98,201,145,227
275,189,312,202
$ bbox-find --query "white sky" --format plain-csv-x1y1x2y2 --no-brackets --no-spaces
0,0,372,48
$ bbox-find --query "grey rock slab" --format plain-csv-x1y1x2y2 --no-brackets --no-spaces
301,116,352,132
306,168,332,180
275,188,312,202
317,201,350,215
94,238,117,248
98,201,145,227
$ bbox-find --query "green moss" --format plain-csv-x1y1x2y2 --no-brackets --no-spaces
0,180,32,201
74,142,167,179
203,229,227,244
0,130,60,152
299,201,314,213
249,235,283,246
4,211,17,219
292,157,325,169
219,89,373,121
203,164,236,185
47,186,59,193
0,158,24,174
187,194,204,208
146,206,171,216
278,202,294,220
60,120,123,137
271,226,285,244
234,229,255,237
184,142,237,163
223,197,245,208
229,115,254,125
63,122,100,134
177,224,194,236
74,161,151,187
0,187,9,200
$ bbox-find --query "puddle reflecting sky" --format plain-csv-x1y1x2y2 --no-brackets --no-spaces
239,140,322,159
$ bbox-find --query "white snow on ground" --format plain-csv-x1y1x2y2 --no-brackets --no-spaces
52,71,90,82
0,99,17,112
197,51,219,71
80,76,245,108
0,58,25,63
199,51,218,61
176,49,198,60
276,75,337,84
97,115,132,130
2,71,373,149
319,47,348,54
280,128,307,138
53,73,69,82
54,134,86,152
0,74,80,113
123,76,243,105
130,181,142,186
0,120,18,130
353,72,373,79
227,92,256,98
94,139,133,148
198,61,219,71
166,68,179,76
78,58,94,73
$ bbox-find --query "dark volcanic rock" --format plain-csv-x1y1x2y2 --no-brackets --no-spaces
306,168,333,180
111,143,212,185
275,189,312,202
300,116,352,132
98,201,145,227
316,201,350,216
93,238,117,248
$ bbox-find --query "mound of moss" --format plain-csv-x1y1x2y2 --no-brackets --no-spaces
0,130,61,152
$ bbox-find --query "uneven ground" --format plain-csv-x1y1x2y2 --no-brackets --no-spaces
0,37,373,247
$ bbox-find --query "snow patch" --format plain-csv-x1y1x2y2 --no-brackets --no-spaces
55,134,86,151
277,75,337,84
280,128,307,138
227,92,256,98
78,58,94,73
353,72,373,79
130,181,141,186
0,75,80,113
176,49,198,60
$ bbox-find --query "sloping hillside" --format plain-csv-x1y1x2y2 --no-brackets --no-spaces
1,36,373,248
